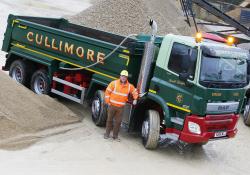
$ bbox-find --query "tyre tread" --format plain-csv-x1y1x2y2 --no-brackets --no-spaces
92,90,107,127
244,100,250,126
144,110,160,149
30,69,50,95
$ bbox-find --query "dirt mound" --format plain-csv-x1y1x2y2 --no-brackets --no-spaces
227,8,241,21
0,71,81,147
69,0,194,36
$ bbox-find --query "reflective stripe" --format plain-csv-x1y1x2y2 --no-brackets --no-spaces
128,84,131,94
107,88,112,92
105,96,110,98
113,80,129,96
113,91,128,97
132,88,137,94
167,103,191,113
110,99,126,105
114,80,117,92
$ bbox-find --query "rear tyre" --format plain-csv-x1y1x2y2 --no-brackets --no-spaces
9,60,28,85
30,69,51,95
141,110,160,149
243,99,250,126
91,90,107,126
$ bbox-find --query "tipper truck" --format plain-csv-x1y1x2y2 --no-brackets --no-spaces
1,15,249,149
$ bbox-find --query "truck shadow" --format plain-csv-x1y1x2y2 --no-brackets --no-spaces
157,141,209,159
118,130,212,161
58,97,214,161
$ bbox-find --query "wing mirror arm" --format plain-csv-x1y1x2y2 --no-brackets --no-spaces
179,72,194,87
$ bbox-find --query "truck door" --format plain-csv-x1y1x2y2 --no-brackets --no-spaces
156,41,198,127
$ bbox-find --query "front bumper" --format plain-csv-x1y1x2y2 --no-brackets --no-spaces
179,114,239,143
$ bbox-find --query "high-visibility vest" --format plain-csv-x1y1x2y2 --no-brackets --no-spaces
105,80,138,107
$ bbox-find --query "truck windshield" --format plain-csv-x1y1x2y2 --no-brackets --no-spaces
200,54,247,88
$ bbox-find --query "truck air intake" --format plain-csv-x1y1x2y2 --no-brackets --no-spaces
137,20,157,96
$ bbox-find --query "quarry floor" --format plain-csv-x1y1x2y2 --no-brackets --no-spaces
0,1,250,175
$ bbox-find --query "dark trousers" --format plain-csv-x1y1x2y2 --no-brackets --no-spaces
105,105,124,138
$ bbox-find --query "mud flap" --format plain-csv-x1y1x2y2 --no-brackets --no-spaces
121,103,134,132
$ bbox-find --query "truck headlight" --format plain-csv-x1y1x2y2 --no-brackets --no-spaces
188,121,201,135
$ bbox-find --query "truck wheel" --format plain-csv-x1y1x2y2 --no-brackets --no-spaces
91,90,107,126
31,70,50,95
243,99,250,126
9,60,28,85
141,110,160,149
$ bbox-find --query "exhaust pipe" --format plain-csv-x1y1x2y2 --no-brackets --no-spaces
149,19,157,42
137,20,158,97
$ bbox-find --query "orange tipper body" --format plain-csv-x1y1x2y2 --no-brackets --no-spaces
105,80,138,107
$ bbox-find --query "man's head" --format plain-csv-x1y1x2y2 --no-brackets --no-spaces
120,70,128,83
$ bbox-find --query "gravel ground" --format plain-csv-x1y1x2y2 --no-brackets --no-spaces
0,1,250,175
0,105,249,175
0,72,81,149
0,0,91,149
69,0,195,36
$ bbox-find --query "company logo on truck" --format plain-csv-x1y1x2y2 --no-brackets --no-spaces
26,31,105,64
176,93,183,103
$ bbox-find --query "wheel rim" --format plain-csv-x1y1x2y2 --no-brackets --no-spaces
244,104,250,120
12,66,23,83
92,98,100,119
142,119,149,139
34,76,46,95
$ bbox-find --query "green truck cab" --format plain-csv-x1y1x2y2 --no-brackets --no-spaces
1,15,249,149
242,61,250,126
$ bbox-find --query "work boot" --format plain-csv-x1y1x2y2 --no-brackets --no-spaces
113,137,121,142
104,133,109,139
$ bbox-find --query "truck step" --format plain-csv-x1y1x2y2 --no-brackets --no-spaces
170,117,184,125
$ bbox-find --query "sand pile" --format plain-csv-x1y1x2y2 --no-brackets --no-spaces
69,0,194,36
227,8,241,21
0,71,80,146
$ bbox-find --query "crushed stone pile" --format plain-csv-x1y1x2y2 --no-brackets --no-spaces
0,71,80,145
69,0,195,36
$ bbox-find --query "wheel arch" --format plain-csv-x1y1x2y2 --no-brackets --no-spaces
85,74,114,100
5,51,50,72
245,88,250,99
4,52,23,71
129,93,170,132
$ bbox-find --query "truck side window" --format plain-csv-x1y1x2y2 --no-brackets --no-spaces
168,42,198,80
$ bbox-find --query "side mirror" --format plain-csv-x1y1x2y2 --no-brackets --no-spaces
179,72,194,87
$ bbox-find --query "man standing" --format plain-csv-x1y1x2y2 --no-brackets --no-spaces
104,70,138,141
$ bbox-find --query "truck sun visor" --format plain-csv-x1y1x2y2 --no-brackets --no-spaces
201,45,250,60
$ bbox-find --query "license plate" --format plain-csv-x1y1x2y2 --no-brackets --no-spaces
214,131,227,138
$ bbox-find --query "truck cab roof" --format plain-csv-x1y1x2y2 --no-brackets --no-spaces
165,33,231,48
165,33,249,56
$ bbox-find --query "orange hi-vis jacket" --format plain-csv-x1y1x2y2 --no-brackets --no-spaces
105,79,138,107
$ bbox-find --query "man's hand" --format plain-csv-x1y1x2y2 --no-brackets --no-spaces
133,100,137,105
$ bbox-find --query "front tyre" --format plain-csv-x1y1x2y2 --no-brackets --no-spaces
141,110,160,149
91,90,107,126
243,99,250,126
30,69,51,95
